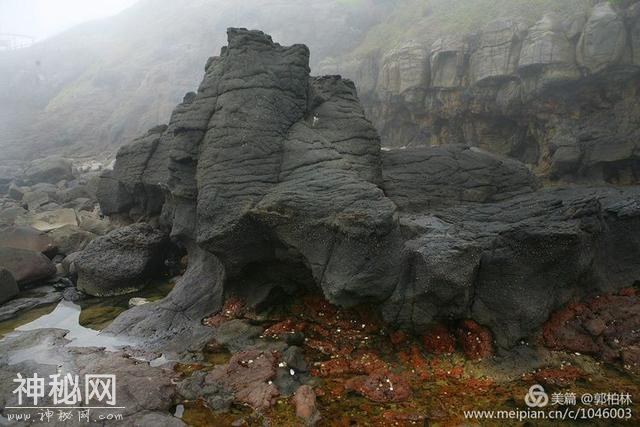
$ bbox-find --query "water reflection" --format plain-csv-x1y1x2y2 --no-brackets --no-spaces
16,299,132,350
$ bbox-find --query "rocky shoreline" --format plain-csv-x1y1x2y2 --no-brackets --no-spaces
1,27,639,426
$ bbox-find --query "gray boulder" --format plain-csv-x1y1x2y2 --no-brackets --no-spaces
75,223,168,296
0,226,57,255
21,156,74,185
7,183,26,201
47,225,96,255
0,247,56,285
0,164,21,193
22,190,55,211
577,3,627,73
0,268,19,304
383,186,640,347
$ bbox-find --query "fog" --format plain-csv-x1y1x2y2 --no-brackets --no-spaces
0,0,139,40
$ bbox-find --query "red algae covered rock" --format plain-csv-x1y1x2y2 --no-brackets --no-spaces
262,319,305,339
311,351,387,377
543,289,640,370
422,323,456,355
527,366,586,388
203,297,247,327
206,349,279,409
293,385,320,424
345,370,411,403
456,320,494,360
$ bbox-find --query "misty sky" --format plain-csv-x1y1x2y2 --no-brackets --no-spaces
0,0,139,41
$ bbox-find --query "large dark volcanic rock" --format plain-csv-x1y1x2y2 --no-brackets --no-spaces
382,186,640,347
100,28,640,350
75,223,168,296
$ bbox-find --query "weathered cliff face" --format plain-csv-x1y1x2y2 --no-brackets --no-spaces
99,29,640,351
332,2,640,184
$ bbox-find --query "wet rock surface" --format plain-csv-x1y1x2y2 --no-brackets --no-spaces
205,350,279,410
0,329,182,425
543,288,640,372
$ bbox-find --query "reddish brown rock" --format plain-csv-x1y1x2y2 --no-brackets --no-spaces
203,297,248,327
293,385,320,425
543,290,640,369
529,366,585,388
345,370,411,403
311,352,387,377
422,324,456,355
262,319,305,339
389,330,408,346
205,350,279,409
456,320,494,360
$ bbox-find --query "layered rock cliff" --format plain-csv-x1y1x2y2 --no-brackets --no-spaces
326,2,640,183
98,28,640,352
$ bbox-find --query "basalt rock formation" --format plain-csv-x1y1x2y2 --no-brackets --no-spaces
332,2,640,184
99,28,640,351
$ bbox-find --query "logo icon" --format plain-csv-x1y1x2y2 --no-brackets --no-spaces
525,384,549,407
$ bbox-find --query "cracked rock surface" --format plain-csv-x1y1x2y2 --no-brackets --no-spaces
99,28,640,350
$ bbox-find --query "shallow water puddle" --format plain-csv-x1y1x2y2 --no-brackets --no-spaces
15,299,133,350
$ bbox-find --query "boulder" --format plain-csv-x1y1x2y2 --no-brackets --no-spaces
75,223,168,296
7,183,25,201
205,349,279,410
14,208,78,232
543,289,640,369
0,247,56,285
577,3,627,73
0,206,27,227
293,385,320,424
0,226,57,256
383,186,640,347
76,210,113,235
47,225,96,255
20,156,74,185
0,164,21,193
22,190,54,211
0,268,19,304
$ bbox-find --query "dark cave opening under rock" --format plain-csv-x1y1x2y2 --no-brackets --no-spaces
224,257,319,313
